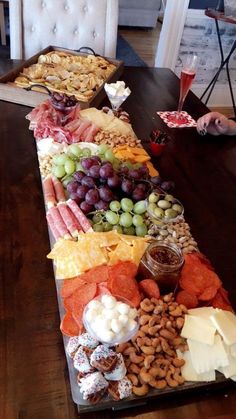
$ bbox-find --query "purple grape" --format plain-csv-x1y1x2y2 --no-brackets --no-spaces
67,180,79,194
69,192,82,204
81,175,96,189
90,156,101,164
121,179,134,194
132,187,146,201
85,189,100,205
80,201,93,214
88,165,101,179
161,180,175,191
81,157,96,171
129,169,142,180
95,200,109,211
73,171,85,182
107,174,121,189
76,184,89,199
99,163,114,179
151,176,162,186
98,185,114,202
139,165,149,177
119,166,129,175
136,183,147,191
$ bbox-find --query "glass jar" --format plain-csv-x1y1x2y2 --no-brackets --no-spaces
138,242,184,294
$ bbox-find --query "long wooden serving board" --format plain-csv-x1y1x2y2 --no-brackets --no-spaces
0,46,124,108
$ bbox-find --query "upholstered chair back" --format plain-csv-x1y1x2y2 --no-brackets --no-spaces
9,0,118,59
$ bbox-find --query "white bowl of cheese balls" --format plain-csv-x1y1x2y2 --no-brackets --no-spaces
83,294,139,346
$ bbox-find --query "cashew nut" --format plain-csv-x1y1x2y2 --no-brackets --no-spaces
149,378,167,389
159,329,176,340
128,363,141,375
129,352,144,364
172,358,185,368
144,355,155,369
148,315,161,327
140,345,155,355
127,373,139,386
132,383,149,396
123,346,136,356
140,298,154,313
169,307,183,317
166,370,179,388
140,314,152,325
139,367,152,383
148,325,160,336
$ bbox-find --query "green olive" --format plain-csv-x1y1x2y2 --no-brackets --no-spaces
154,207,165,218
172,203,183,214
148,192,160,203
164,208,178,219
157,199,171,209
148,203,157,214
165,194,175,202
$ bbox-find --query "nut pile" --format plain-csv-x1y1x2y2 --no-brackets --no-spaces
146,216,198,255
38,153,54,178
94,130,142,148
116,294,187,396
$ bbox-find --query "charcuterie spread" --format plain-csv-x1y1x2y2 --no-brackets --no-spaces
24,86,236,411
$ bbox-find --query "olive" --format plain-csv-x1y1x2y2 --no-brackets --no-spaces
165,194,175,202
154,207,165,218
148,203,157,214
157,199,171,209
148,192,160,203
164,208,178,219
172,203,183,214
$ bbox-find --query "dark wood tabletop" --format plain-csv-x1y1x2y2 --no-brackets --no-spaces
1,62,236,419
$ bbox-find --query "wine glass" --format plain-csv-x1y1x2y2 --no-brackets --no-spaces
104,82,131,112
167,54,198,125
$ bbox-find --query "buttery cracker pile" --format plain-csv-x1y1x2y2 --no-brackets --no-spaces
14,51,116,102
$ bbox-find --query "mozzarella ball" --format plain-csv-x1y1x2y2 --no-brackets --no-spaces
87,300,103,311
100,330,115,343
101,295,116,309
117,302,130,315
119,314,129,325
111,319,123,334
105,308,118,319
85,308,99,322
127,319,137,331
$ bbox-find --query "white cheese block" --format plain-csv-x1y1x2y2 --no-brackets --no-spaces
218,343,236,378
187,335,229,374
181,315,216,345
210,310,236,346
188,307,216,320
176,350,216,382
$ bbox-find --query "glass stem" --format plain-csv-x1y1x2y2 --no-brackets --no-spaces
177,96,184,114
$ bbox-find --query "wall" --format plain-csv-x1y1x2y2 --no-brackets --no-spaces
175,8,236,107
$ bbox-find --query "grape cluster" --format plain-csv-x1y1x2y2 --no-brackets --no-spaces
92,198,148,237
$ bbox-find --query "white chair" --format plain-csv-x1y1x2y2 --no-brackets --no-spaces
9,0,118,59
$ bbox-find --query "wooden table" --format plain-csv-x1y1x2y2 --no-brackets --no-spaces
1,62,236,419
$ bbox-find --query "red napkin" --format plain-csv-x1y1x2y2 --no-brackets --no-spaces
157,111,197,128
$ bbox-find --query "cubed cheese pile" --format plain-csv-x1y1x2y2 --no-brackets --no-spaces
177,307,236,382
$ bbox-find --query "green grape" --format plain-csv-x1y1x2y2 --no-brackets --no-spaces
98,144,109,154
62,175,73,187
113,158,121,170
64,159,76,175
119,212,133,228
123,226,135,236
136,224,148,237
92,213,103,224
104,149,115,162
105,211,120,225
82,148,91,157
109,200,121,212
103,222,113,232
120,198,134,212
112,225,123,234
122,161,133,170
68,144,82,157
75,162,85,172
133,200,147,215
52,165,66,178
93,223,104,232
132,214,144,227
55,153,70,166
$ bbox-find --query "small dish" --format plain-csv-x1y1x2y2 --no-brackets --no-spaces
83,295,139,346
146,193,184,224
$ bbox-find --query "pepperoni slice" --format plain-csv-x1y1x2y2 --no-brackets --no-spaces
198,285,218,302
61,276,87,298
139,279,160,299
82,264,109,284
60,311,82,337
176,290,198,309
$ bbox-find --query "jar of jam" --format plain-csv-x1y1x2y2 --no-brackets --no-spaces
138,242,184,294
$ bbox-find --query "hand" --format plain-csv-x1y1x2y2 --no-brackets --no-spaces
196,112,232,136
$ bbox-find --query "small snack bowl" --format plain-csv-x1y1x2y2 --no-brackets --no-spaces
148,129,170,157
150,142,166,157
146,192,184,224
50,92,78,114
83,295,139,346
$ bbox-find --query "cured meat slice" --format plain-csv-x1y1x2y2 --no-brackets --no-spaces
61,276,88,299
43,175,56,208
139,279,160,299
58,202,79,238
82,265,109,284
176,290,198,309
72,120,91,141
210,287,233,312
60,311,83,337
46,212,61,240
48,206,71,239
108,262,141,307
67,199,93,232
51,176,66,202
80,123,99,142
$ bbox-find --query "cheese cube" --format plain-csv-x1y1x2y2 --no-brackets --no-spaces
218,343,236,378
188,307,216,320
187,335,229,374
210,310,236,346
176,350,215,382
181,315,216,345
